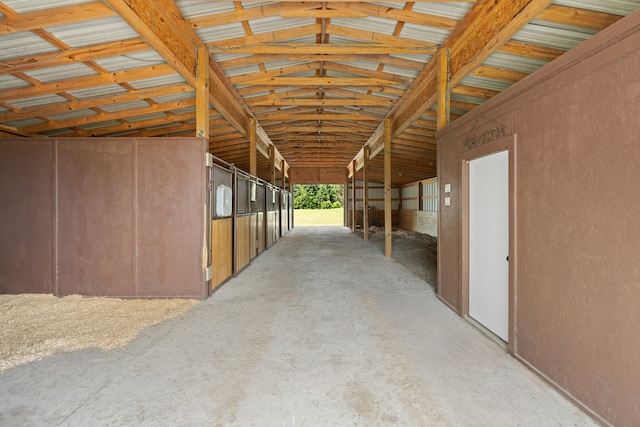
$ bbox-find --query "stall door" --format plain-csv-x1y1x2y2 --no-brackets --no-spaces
469,150,509,342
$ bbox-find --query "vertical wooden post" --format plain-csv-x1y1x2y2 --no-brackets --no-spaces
269,145,276,186
418,181,424,211
249,118,257,177
196,47,209,139
363,145,369,241
384,118,392,258
281,160,286,190
437,47,451,131
351,160,357,232
344,170,349,227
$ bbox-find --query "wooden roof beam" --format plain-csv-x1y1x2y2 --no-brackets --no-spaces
349,0,553,175
104,0,288,171
0,2,116,35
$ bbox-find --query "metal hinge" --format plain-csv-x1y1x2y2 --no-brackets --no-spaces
206,153,214,167
205,265,212,281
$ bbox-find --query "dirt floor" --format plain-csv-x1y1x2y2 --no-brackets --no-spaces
0,294,198,373
357,226,438,288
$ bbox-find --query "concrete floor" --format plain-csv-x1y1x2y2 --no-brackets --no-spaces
0,226,596,426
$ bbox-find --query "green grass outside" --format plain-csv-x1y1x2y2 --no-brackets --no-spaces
294,208,345,226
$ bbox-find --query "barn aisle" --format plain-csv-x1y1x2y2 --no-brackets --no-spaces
0,226,594,426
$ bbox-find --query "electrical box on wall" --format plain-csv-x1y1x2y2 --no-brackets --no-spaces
216,185,232,217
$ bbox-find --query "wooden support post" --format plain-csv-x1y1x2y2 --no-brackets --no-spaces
437,47,451,131
384,118,392,258
281,160,286,190
344,170,349,227
196,47,209,139
249,118,257,177
351,160,357,232
269,145,276,185
363,145,369,241
418,181,424,211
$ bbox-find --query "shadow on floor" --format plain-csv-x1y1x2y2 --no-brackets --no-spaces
356,227,437,288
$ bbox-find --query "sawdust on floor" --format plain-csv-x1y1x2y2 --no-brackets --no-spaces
0,294,198,373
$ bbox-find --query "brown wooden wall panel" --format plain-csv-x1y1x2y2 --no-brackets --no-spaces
437,12,640,427
136,139,206,298
56,139,135,296
211,218,232,290
0,140,54,294
236,215,253,272
1,137,207,299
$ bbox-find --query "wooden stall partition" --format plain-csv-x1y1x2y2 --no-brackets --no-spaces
234,171,253,274
254,181,266,255
1,137,208,299
0,139,54,294
257,212,266,253
235,215,253,273
211,161,234,290
211,218,232,291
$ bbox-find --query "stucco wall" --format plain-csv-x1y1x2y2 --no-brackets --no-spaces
436,10,640,426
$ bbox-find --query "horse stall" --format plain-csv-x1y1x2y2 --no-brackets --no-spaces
210,159,234,291
288,192,294,230
0,137,209,299
234,170,256,274
253,180,267,256
279,190,289,237
265,185,280,248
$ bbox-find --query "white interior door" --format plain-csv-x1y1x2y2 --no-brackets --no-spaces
469,150,509,342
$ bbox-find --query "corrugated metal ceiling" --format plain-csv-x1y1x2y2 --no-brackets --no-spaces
0,0,637,184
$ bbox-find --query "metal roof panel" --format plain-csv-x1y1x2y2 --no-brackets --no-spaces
9,94,68,109
399,23,449,45
128,75,187,90
1,0,90,14
67,84,128,100
93,51,166,72
23,63,98,83
552,0,639,15
0,32,59,62
46,17,138,49
512,22,594,50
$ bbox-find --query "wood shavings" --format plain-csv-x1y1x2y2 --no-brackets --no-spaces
0,294,198,372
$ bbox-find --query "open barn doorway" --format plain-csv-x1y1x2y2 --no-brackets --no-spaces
292,184,345,226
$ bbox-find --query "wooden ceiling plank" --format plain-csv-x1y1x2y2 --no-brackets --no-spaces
0,2,116,35
325,23,437,48
0,64,176,102
21,98,196,134
334,2,458,30
499,40,565,62
250,98,395,107
229,63,318,84
0,38,148,76
208,24,322,48
243,77,403,86
0,84,194,122
322,62,413,85
210,44,436,55
536,4,622,31
190,2,321,28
